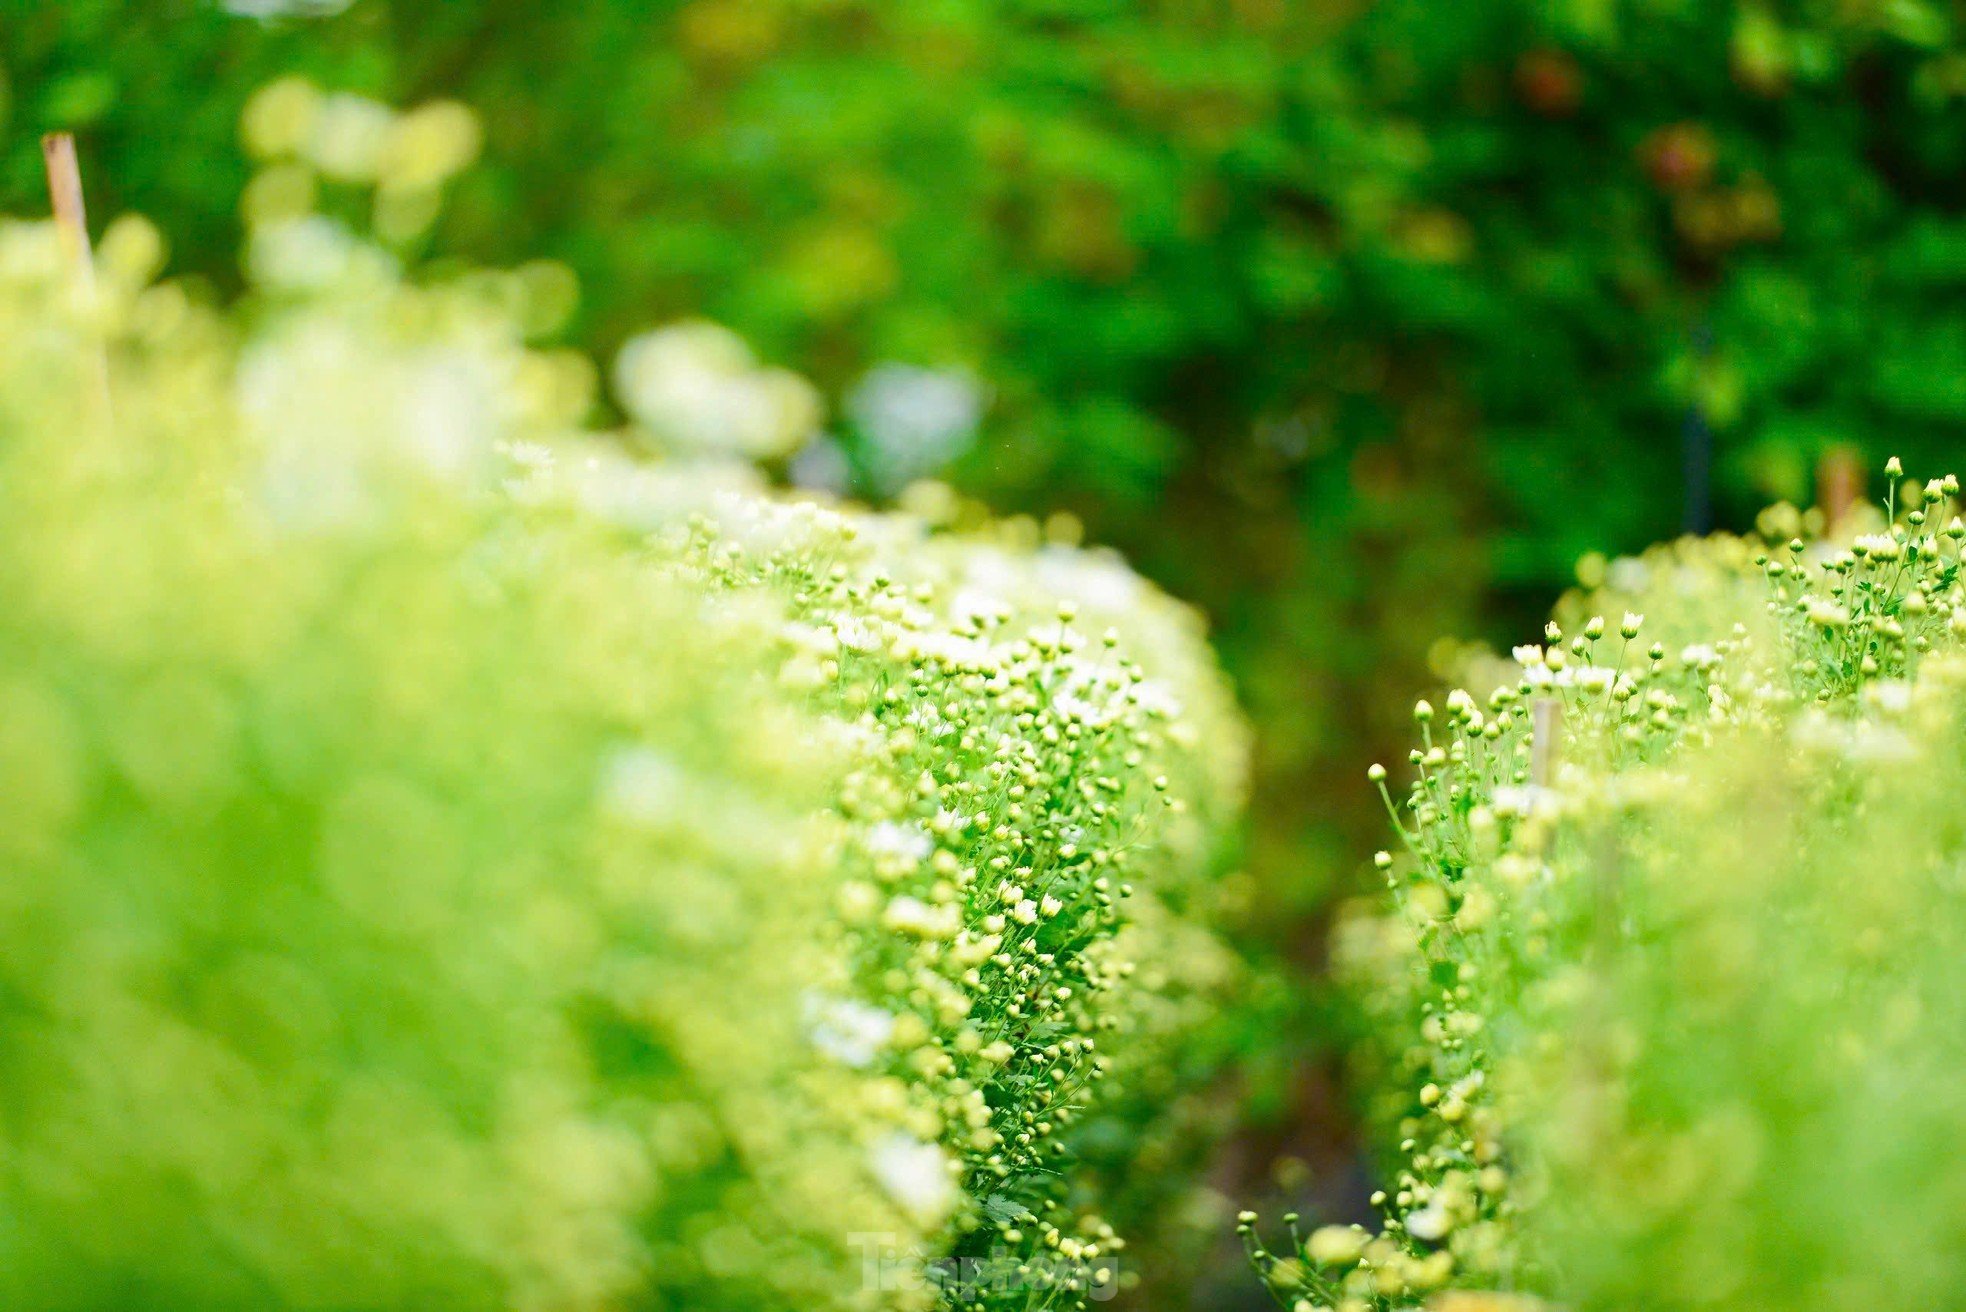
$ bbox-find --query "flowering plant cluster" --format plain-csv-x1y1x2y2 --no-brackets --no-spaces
0,100,1246,1311
1246,460,1966,1312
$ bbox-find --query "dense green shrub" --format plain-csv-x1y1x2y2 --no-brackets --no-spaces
1246,462,1966,1311
1503,663,1966,1312
0,116,1248,1309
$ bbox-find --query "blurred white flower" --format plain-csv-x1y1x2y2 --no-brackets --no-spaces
598,747,687,827
868,1134,957,1224
400,349,499,483
1607,555,1653,594
223,0,354,17
239,316,505,528
882,895,959,939
804,995,895,1068
847,363,984,490
864,821,933,864
496,439,557,500
309,94,396,182
788,435,854,495
614,321,819,461
1866,679,1914,714
1034,548,1142,614
247,215,394,293
1405,1204,1452,1242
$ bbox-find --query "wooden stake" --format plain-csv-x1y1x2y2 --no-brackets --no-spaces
41,134,95,281
1816,447,1862,535
40,132,113,425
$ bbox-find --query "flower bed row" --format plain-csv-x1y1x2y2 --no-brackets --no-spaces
1249,466,1966,1312
0,140,1247,1312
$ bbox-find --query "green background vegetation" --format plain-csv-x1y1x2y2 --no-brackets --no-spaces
7,1,1966,1305
18,0,1966,891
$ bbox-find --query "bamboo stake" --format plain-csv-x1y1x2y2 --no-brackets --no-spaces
40,132,114,425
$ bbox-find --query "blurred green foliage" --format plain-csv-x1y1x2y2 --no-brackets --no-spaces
9,0,1966,1232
